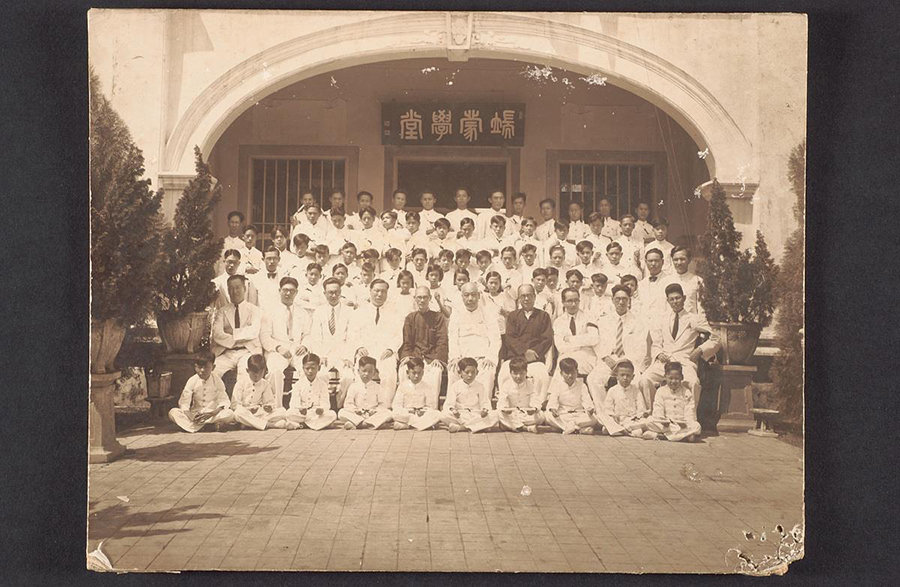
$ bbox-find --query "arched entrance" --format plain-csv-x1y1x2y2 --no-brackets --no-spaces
162,11,753,193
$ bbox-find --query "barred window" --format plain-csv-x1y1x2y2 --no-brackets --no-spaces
559,163,653,221
250,157,346,250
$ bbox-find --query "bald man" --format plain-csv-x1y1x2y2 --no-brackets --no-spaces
399,287,449,407
498,284,553,402
447,283,502,397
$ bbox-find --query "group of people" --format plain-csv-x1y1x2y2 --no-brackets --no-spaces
170,187,720,442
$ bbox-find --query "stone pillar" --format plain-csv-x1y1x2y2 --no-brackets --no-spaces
89,372,126,463
712,364,758,433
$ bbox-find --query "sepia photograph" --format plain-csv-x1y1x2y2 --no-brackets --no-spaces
87,9,807,574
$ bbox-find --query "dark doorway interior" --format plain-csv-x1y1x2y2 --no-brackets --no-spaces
397,160,507,212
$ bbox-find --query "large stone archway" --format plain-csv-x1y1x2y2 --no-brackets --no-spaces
160,11,755,199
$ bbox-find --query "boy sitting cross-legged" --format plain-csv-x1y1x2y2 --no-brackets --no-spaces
496,357,544,433
168,351,235,433
391,357,442,431
543,357,597,435
230,354,289,430
338,356,394,430
284,353,338,430
596,359,650,437
440,357,499,433
644,361,702,442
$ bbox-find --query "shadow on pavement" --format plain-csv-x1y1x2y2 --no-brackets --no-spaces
120,439,281,462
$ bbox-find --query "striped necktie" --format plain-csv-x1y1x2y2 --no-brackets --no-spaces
329,306,336,336
615,317,624,356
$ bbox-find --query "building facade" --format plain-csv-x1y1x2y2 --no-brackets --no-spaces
89,10,807,255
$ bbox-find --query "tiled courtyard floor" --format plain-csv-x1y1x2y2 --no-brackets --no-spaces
88,424,803,573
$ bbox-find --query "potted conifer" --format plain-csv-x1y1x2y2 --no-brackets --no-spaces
154,147,223,354
90,70,165,373
697,180,778,365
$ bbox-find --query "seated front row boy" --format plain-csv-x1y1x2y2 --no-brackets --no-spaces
496,357,544,433
169,351,235,433
338,356,393,430
440,357,498,433
595,359,649,438
644,361,702,442
544,358,598,435
284,353,338,430
231,354,289,430
392,357,442,431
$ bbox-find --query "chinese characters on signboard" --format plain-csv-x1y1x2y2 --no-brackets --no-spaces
382,104,525,146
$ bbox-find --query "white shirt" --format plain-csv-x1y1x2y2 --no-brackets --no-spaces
344,379,383,411
446,209,479,233
178,373,229,412
443,379,491,412
448,304,501,361
289,376,331,410
231,378,277,410
419,209,444,233
634,219,655,243
665,272,704,316
476,208,508,240
535,219,557,242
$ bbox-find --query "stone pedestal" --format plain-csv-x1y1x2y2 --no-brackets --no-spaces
89,372,126,464
711,364,757,432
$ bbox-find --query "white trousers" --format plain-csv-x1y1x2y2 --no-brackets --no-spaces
448,357,497,399
646,418,701,441
338,408,393,429
586,363,647,410
498,408,544,431
214,349,252,383
398,358,444,408
439,409,499,433
392,408,442,430
365,354,398,407
543,410,596,433
168,407,234,433
498,361,551,405
265,351,305,403
233,406,288,430
285,408,338,430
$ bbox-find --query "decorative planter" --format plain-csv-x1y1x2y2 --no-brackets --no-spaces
89,371,126,463
146,371,173,398
711,322,763,365
90,318,126,375
157,311,210,353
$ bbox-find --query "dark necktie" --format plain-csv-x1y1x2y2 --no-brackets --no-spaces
672,312,680,339
375,306,381,325
569,316,576,335
268,272,277,279
649,276,658,282
234,305,241,329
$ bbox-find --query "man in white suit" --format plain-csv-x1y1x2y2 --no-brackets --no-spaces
551,288,599,383
586,284,652,408
349,279,403,405
250,246,288,316
212,275,262,384
307,277,354,406
447,283,502,397
260,276,312,404
641,282,720,404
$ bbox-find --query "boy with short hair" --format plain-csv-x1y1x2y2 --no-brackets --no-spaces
664,246,704,316
429,217,458,257
453,248,474,279
633,202,655,244
547,243,571,275
596,198,621,240
518,243,540,283
380,247,404,284
506,192,527,236
514,216,541,259
603,241,638,284
585,273,613,319
408,247,430,287
645,361,701,442
338,356,393,429
290,233,312,272
476,190,508,240
642,217,674,275
346,191,376,231
292,191,316,229
615,214,643,270
419,191,444,234
391,357,442,430
566,200,590,241
598,359,650,437
405,211,430,254
531,268,555,316
168,351,235,433
440,357,498,433
338,242,361,282
545,222,576,265
543,358,597,435
313,244,333,276
446,188,478,235
353,206,380,251
222,211,245,257
239,224,264,275
295,262,325,318
586,212,613,254
497,246,523,298
535,198,558,241
435,249,456,289
574,240,601,276
326,206,353,251
391,189,409,229
285,353,339,430
497,357,544,433
231,354,288,430
473,250,494,288
482,215,513,257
